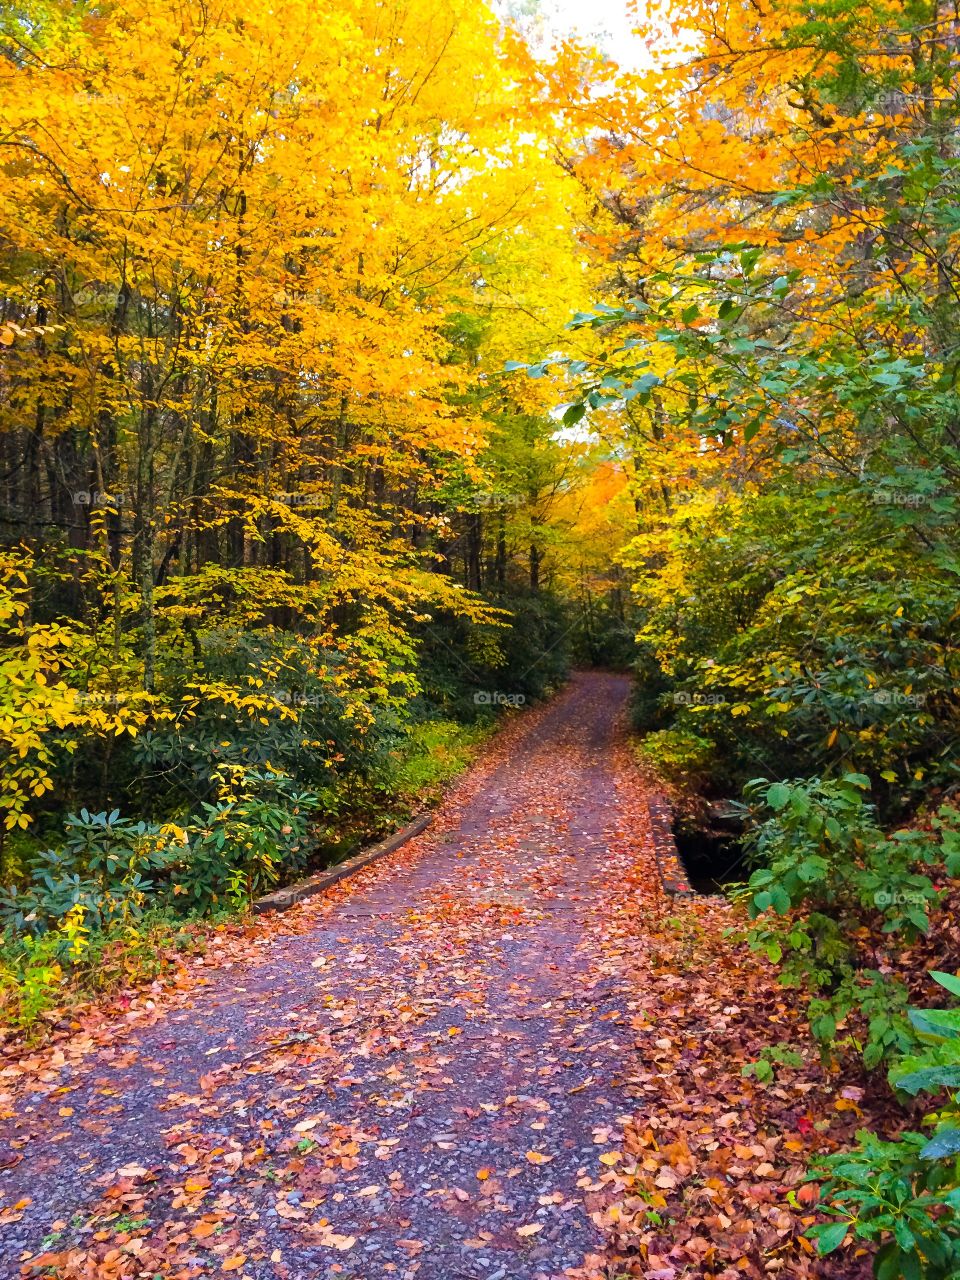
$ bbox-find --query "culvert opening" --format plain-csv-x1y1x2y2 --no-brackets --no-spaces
673,817,747,896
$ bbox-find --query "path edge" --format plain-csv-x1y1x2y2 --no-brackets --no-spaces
253,812,434,914
646,791,694,896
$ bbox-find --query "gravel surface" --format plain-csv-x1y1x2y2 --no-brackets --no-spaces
0,672,669,1280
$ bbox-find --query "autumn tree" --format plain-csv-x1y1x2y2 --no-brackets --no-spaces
0,0,599,835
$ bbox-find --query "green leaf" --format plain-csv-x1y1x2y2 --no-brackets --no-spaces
767,783,791,810
810,1222,848,1255
905,907,930,934
909,1007,960,1040
920,1128,960,1160
770,886,791,914
931,971,960,998
876,1244,903,1280
892,1065,960,1096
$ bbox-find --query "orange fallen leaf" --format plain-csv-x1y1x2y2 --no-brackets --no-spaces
324,1234,356,1251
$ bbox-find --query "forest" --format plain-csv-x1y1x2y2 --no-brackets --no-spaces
0,0,959,1276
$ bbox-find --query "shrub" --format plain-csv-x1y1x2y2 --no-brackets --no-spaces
809,971,960,1278
176,768,317,911
0,908,205,1034
0,809,183,936
0,929,66,1030
634,728,717,796
626,481,960,822
744,776,959,1067
383,718,492,808
415,595,570,722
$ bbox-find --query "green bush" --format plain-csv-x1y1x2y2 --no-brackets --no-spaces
384,719,493,807
0,809,183,936
178,770,317,911
0,908,205,1034
809,971,960,1278
744,775,960,1067
414,594,570,723
0,767,318,929
129,631,406,821
634,727,717,796
0,930,67,1030
627,480,960,821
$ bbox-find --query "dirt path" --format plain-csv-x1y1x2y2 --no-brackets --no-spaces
0,673,676,1280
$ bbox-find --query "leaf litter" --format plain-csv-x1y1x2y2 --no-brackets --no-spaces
0,675,882,1278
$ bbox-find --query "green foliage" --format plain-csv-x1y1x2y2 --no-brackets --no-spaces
112,629,411,824
0,810,183,936
0,930,66,1030
0,908,204,1034
1,767,315,929
180,771,317,912
810,972,960,1278
384,719,493,808
741,1041,804,1083
634,729,717,797
414,594,570,722
744,776,958,1066
621,481,959,816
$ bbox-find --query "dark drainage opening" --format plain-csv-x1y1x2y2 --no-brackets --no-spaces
674,811,747,895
